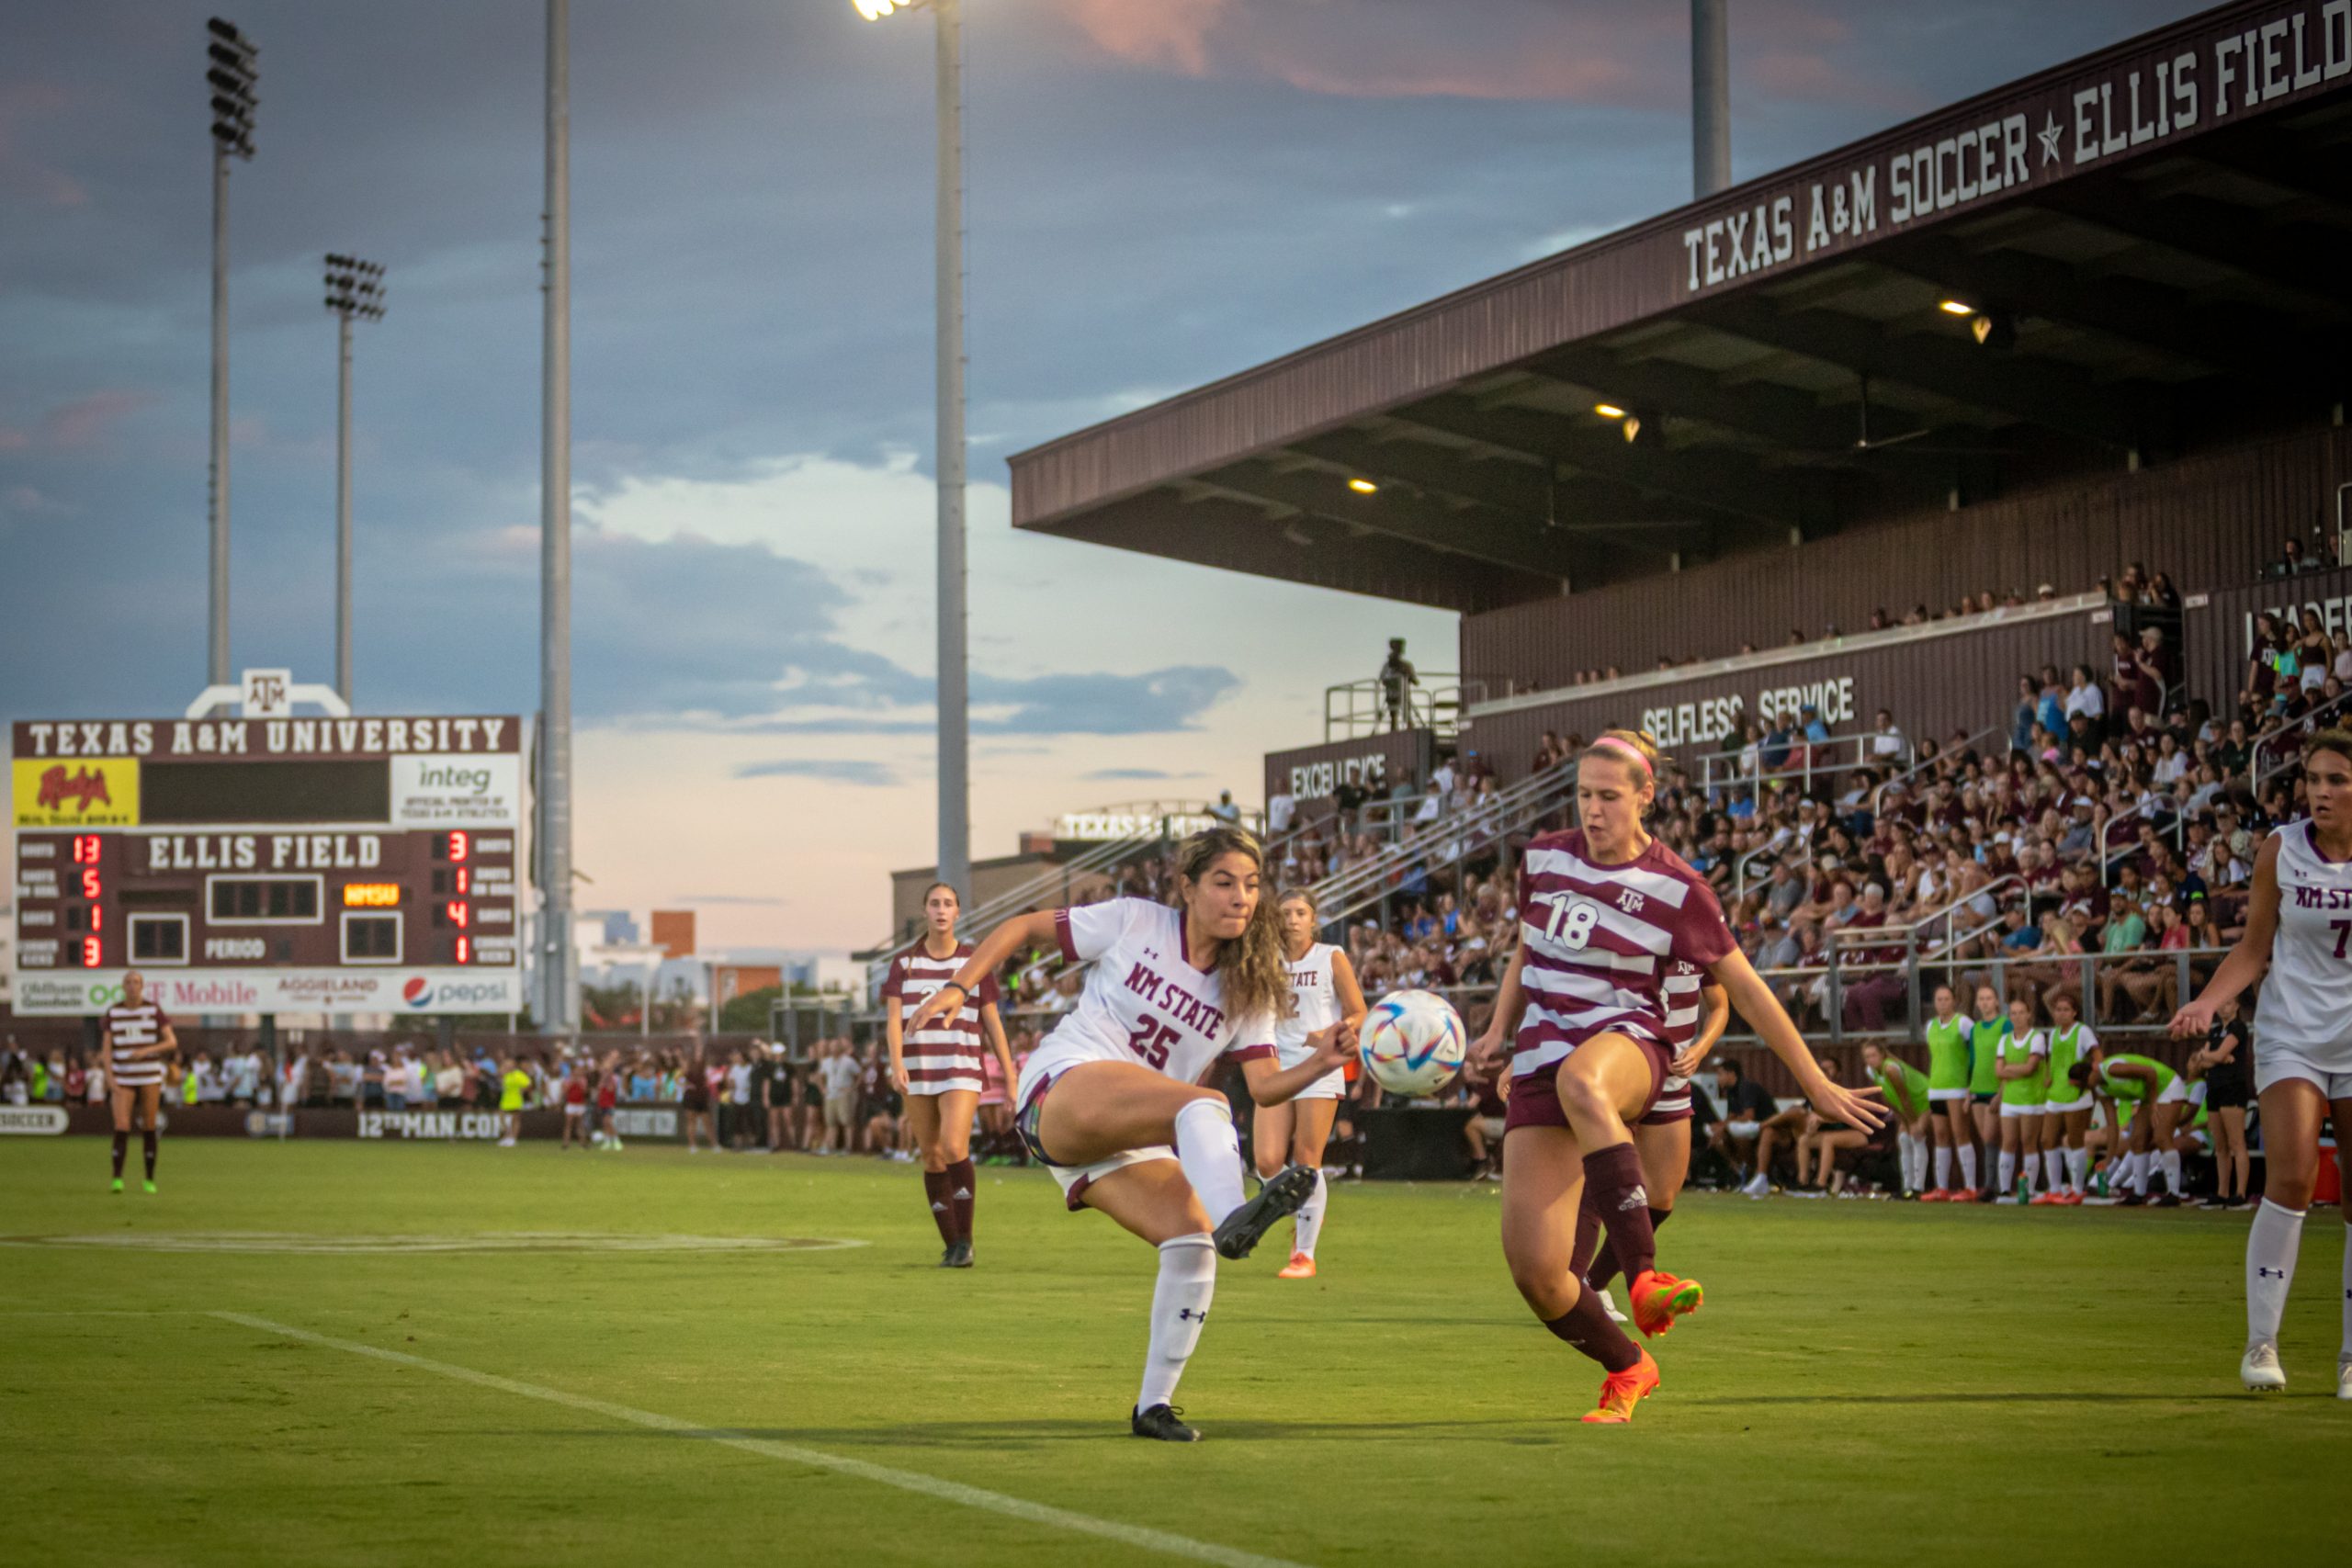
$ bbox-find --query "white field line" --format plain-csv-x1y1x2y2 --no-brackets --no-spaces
210,1313,1313,1568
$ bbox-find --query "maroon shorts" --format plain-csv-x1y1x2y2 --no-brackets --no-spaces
1504,1037,1669,1134
1639,1074,1696,1128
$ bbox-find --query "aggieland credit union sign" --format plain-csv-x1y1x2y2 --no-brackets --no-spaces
1679,0,2351,296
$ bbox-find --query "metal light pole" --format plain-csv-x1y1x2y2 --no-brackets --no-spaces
1691,0,1732,198
322,255,385,703
205,17,257,685
538,0,579,1035
855,0,969,897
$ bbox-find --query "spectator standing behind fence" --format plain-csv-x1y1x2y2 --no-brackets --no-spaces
1379,638,1417,728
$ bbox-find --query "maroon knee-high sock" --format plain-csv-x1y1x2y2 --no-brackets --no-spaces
1544,1287,1641,1373
110,1132,128,1179
1568,1193,1604,1280
922,1168,957,1246
1582,1143,1657,1281
947,1157,977,1244
1589,1207,1672,1294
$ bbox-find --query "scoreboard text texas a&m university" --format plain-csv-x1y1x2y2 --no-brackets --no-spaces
11,708,526,1017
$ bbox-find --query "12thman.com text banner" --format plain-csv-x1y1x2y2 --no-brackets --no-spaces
13,967,525,1017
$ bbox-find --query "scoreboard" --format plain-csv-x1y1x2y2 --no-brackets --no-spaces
10,714,527,1017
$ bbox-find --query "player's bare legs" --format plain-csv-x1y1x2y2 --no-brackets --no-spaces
1931,1097,1979,1197
1267,1095,1337,1275
1500,1122,1657,1423
2238,1082,2352,1390
1551,1032,1699,1335
908,1089,982,1264
1036,1060,1310,1259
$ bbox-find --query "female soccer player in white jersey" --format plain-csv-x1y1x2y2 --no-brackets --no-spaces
99,970,176,1194
1467,729,1883,1425
1256,887,1367,1280
883,883,1018,1268
904,828,1347,1441
2171,729,2352,1399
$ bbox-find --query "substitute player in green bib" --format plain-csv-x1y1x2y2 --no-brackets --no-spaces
2035,992,2097,1205
1995,996,2050,1201
2086,1052,2187,1206
1920,985,1979,1201
1963,985,2008,1203
1861,1041,1931,1196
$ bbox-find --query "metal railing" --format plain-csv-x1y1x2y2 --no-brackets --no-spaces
1872,725,2001,815
1324,671,1495,742
2096,796,2185,886
1699,730,1910,801
1306,763,1582,937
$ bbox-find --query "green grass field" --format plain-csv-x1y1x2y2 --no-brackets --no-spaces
3,1138,2346,1567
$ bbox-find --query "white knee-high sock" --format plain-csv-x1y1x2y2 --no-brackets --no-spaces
2042,1148,2066,1193
1293,1169,1329,1258
2341,1224,2351,1363
1138,1233,1216,1413
2127,1152,2150,1194
1172,1099,1247,1224
1895,1134,1918,1192
2246,1199,2305,1348
2160,1150,2182,1195
1998,1150,2017,1194
1935,1145,1954,1190
1959,1145,1979,1190
2067,1146,2089,1194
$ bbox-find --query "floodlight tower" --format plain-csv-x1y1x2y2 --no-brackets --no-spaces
205,17,258,684
322,255,386,702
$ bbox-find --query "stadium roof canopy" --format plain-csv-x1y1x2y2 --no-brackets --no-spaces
1008,0,2352,614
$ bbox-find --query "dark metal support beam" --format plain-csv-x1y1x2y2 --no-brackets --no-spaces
1198,461,1585,581
2039,182,2352,314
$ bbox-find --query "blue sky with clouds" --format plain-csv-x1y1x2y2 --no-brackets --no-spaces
2,0,2211,947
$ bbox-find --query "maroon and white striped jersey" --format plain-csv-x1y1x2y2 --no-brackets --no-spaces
1511,829,1735,1080
1660,960,1706,1054
882,942,1000,1095
102,999,173,1089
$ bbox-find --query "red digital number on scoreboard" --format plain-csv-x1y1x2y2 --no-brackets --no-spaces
73,835,101,864
81,867,101,900
456,936,471,964
447,830,469,863
82,935,102,968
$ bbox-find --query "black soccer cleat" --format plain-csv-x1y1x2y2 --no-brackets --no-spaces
1212,1164,1317,1260
1131,1404,1201,1442
943,1240,974,1268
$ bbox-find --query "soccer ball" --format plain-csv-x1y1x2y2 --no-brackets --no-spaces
1358,989,1466,1098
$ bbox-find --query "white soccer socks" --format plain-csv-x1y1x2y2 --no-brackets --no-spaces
2246,1198,2306,1349
2341,1222,2351,1370
1933,1145,1954,1191
1172,1098,1248,1224
1997,1151,2017,1195
1139,1233,1216,1413
2159,1150,2183,1197
2041,1148,2066,1195
2066,1146,2090,1195
1896,1134,1923,1192
1293,1169,1329,1258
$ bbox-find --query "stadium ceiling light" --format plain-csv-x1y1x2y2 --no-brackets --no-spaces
853,0,927,17
1621,414,1643,444
1593,402,1628,419
1938,299,1977,316
1971,311,2017,351
1346,478,1379,494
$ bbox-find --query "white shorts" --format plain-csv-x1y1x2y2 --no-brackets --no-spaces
1928,1088,1970,1103
564,1103,585,1119
1724,1119,1761,1139
2254,1046,2352,1101
1997,1101,2046,1120
1046,1145,1178,1211
1273,1042,1345,1100
2042,1094,2093,1116
2154,1078,2188,1106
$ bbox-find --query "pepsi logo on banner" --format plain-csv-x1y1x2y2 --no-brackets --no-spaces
403,976,433,1009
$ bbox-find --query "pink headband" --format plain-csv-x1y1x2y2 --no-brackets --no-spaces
1588,736,1653,776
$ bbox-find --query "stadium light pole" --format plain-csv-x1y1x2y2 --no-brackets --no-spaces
538,0,579,1036
322,255,385,703
854,0,970,898
205,17,257,686
1691,0,1731,198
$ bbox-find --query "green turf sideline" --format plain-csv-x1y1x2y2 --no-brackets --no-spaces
209,1311,1309,1568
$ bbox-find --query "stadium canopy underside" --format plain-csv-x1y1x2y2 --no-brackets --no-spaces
1009,0,2352,615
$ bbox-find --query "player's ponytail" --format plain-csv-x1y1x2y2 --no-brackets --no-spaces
1171,827,1295,1030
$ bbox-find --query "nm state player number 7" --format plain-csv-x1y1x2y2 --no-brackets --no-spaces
1125,1018,1177,1067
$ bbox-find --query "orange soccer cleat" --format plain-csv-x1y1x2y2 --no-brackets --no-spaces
1276,1252,1317,1280
2029,1191,2061,1206
1580,1349,1661,1424
1919,1189,1952,1202
1627,1269,1704,1338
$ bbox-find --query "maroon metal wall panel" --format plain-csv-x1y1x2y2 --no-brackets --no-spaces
1463,606,2116,788
2186,563,2352,709
1460,425,2352,693
1264,730,1436,805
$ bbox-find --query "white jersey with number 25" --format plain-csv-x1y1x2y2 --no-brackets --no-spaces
1016,898,1277,1107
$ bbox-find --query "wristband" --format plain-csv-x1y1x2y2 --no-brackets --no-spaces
936,981,968,1003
